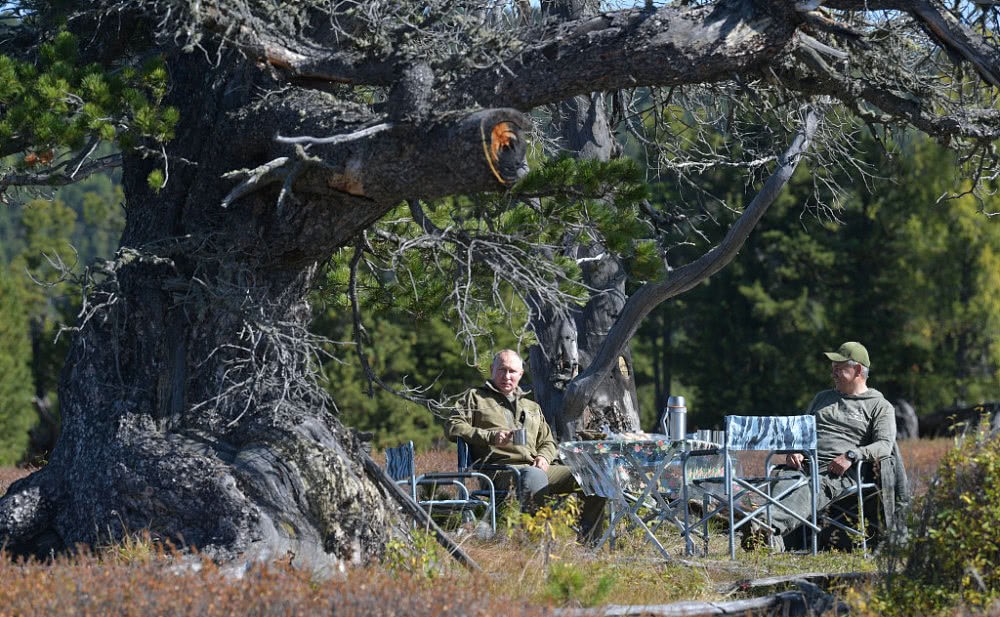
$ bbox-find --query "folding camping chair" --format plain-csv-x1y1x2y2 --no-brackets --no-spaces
818,440,911,555
681,415,822,559
817,458,880,553
456,438,524,509
385,441,498,533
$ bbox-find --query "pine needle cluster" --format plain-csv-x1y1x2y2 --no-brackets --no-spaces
0,31,177,190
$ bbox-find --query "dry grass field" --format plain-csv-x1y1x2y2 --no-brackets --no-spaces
0,437,964,616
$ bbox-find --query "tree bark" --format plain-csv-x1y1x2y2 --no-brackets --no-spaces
527,56,641,439
893,399,919,441
0,51,531,569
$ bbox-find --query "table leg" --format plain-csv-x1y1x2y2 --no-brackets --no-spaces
621,451,675,561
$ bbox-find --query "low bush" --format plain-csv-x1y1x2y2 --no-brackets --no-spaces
0,547,551,617
863,423,1000,616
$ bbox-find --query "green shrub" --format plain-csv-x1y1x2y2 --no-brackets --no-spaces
383,529,450,579
543,562,617,607
870,421,1000,616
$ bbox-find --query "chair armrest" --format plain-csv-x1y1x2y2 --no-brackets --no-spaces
411,475,473,500
469,463,523,492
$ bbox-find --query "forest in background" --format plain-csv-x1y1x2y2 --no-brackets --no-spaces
0,131,998,460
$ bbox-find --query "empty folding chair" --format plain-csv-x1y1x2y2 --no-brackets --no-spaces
384,441,499,533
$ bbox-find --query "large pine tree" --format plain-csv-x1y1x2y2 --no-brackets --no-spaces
0,270,35,465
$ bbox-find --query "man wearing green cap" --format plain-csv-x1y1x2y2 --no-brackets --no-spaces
745,341,897,550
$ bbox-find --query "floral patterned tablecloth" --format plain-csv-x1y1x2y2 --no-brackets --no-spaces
559,435,724,500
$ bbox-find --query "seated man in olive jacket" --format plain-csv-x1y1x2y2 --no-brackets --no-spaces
748,341,904,551
447,349,605,541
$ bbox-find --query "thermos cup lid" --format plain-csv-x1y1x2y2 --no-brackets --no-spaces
667,395,686,408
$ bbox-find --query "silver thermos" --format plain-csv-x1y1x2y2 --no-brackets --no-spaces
667,395,687,442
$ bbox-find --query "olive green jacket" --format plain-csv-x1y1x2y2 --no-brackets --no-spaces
446,382,558,466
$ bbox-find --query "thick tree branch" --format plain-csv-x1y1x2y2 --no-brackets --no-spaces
458,0,805,110
263,108,530,205
243,108,530,265
908,0,1000,87
180,0,398,85
815,0,1000,88
263,44,397,87
561,105,825,422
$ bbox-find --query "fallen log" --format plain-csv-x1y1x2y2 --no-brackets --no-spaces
552,576,857,617
552,590,819,617
717,571,875,595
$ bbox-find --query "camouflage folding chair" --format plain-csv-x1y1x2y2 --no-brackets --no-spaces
681,415,821,558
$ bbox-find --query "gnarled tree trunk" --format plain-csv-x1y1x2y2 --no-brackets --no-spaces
0,52,529,570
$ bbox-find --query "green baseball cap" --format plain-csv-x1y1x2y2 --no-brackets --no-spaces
824,341,870,367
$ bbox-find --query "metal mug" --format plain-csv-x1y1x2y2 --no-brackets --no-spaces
512,428,527,446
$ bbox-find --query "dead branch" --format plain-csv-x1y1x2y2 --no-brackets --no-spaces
550,589,840,617
717,570,876,595
562,103,825,421
0,154,122,192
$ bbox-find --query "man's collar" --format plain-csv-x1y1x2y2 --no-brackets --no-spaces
484,380,521,401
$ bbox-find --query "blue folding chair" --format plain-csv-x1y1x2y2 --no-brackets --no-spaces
385,441,498,533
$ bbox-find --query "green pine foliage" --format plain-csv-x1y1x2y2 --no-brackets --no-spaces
0,269,36,466
0,175,122,462
313,311,499,450
872,139,1000,410
513,156,652,274
0,31,177,189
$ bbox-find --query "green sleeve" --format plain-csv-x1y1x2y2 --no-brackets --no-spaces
859,399,896,462
534,412,558,463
